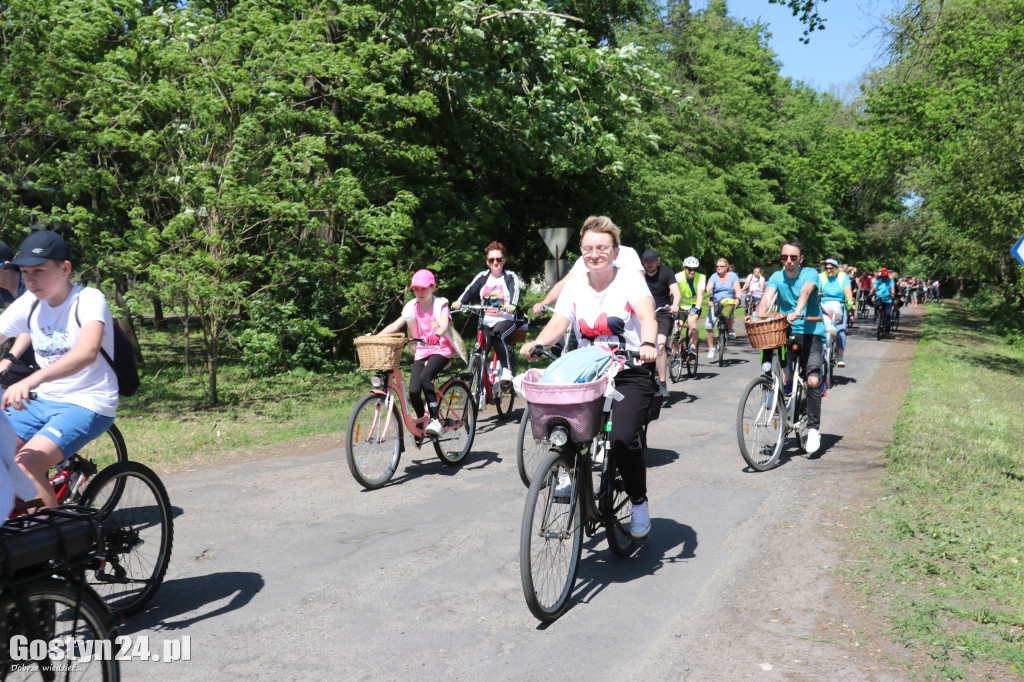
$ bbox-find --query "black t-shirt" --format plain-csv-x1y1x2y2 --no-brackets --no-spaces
644,265,677,308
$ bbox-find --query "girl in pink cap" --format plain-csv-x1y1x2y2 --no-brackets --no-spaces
379,269,455,437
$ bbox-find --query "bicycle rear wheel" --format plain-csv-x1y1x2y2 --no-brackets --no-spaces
520,450,582,622
346,393,402,490
433,380,476,466
0,578,120,681
602,454,635,557
79,461,173,616
736,375,784,471
63,424,129,505
488,349,515,419
516,406,548,488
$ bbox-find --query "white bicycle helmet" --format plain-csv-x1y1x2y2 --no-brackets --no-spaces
683,256,699,268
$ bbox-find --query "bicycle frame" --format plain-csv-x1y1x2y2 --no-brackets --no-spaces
361,368,465,443
457,304,510,406
8,455,96,519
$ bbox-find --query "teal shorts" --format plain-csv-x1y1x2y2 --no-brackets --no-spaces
5,398,114,459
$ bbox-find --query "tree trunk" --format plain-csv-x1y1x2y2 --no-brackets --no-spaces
152,296,167,331
183,297,190,376
114,281,144,364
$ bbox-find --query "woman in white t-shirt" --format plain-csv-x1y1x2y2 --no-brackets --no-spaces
0,231,118,509
521,216,658,541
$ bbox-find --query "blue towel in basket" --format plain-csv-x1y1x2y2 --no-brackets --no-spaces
539,347,613,385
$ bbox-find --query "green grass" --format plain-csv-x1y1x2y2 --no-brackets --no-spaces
114,325,369,471
847,301,1024,679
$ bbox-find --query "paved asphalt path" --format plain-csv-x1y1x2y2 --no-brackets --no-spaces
122,311,907,680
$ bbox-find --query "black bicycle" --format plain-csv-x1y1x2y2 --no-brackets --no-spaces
519,346,648,622
712,298,737,367
1,507,123,680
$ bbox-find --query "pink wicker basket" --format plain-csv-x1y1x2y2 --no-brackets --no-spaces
520,368,609,442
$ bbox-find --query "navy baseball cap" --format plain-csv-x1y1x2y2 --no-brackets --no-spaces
642,248,659,261
9,231,70,268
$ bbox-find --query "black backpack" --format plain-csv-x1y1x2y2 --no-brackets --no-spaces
28,297,141,397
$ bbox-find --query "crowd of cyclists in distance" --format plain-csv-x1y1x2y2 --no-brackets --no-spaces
364,214,944,544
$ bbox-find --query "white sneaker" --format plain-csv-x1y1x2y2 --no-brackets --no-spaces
707,347,716,360
837,360,845,368
630,500,651,539
727,331,737,340
500,368,513,383
553,470,572,503
805,428,820,454
425,418,443,438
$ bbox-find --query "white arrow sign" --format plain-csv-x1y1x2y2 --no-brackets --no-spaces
1013,234,1024,267
538,228,573,260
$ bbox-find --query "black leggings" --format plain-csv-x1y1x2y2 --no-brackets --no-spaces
609,368,656,502
485,320,517,375
409,355,449,419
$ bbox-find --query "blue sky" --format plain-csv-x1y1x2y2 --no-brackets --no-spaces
692,0,903,94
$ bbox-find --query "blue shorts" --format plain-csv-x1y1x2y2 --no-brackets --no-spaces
5,398,114,460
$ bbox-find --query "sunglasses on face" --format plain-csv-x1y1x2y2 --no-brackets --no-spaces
487,257,504,264
780,254,800,261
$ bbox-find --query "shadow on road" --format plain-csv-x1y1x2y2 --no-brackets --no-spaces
647,446,680,468
120,571,265,634
537,518,698,625
362,449,503,490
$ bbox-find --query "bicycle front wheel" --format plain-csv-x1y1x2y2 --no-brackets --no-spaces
668,339,684,383
516,406,548,488
433,381,476,466
520,450,582,622
717,328,726,366
79,461,174,616
737,375,784,471
0,578,120,681
686,340,699,378
346,393,402,490
892,307,901,331
467,353,485,412
488,350,515,419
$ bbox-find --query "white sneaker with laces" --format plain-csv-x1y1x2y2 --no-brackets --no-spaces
707,347,716,360
805,428,821,454
630,501,651,539
425,418,443,438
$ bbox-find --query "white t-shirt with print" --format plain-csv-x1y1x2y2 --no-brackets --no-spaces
480,274,514,327
0,286,118,417
555,269,652,351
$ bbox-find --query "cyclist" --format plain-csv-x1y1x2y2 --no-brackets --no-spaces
756,240,826,455
452,241,521,383
378,269,456,438
870,268,896,337
704,258,742,361
741,266,766,312
0,230,119,509
641,249,680,398
521,216,658,540
818,257,854,367
675,257,705,359
856,269,873,310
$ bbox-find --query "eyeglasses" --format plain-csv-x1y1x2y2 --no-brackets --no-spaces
684,267,695,272
487,257,504,264
581,244,614,255
780,254,800,261
825,265,836,270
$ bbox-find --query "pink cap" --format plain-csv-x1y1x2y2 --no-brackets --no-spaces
409,269,435,289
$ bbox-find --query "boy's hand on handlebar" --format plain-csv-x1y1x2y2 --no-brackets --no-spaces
3,380,36,410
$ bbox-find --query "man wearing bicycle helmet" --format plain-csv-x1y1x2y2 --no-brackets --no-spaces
757,240,826,455
675,256,705,358
870,268,896,337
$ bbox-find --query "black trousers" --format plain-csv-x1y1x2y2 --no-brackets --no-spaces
409,355,448,419
485,319,517,375
609,367,656,502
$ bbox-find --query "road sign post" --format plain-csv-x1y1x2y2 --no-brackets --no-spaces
539,228,573,286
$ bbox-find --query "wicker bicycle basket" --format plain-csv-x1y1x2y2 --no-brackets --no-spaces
744,314,788,350
353,334,407,371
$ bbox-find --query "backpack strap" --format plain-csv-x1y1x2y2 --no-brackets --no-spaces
73,299,116,372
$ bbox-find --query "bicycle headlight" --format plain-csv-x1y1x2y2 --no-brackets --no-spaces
550,427,570,447
370,374,384,388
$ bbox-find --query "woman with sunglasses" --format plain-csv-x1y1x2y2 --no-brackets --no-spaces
704,258,742,360
452,242,522,383
818,257,854,367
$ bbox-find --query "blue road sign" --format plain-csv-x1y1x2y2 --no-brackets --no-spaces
1014,234,1024,267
